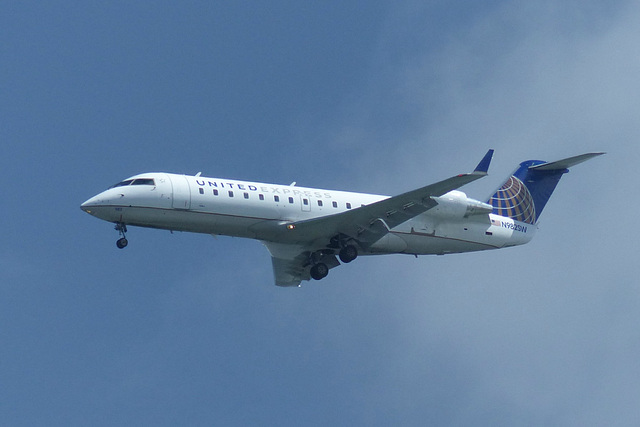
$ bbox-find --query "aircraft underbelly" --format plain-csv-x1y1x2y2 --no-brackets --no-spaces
382,217,534,255
400,233,492,255
115,207,217,233
368,233,408,253
368,220,501,255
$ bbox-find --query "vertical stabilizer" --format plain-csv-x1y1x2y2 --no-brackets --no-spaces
488,152,604,224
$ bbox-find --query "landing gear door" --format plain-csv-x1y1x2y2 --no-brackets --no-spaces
169,175,191,210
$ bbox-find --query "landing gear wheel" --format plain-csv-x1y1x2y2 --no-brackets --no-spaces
310,263,329,280
339,245,358,263
114,222,128,249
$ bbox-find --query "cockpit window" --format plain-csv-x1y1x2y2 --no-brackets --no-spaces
131,178,155,186
110,178,155,188
111,179,134,188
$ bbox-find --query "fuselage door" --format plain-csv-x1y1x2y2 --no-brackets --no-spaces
170,175,191,210
300,196,311,212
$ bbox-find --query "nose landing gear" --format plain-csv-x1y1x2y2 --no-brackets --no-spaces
115,222,128,249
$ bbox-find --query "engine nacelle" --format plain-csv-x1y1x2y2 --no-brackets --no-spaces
431,190,493,218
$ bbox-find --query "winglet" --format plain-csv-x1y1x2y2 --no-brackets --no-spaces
473,149,494,175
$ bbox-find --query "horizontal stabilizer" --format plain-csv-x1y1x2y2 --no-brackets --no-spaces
529,152,605,171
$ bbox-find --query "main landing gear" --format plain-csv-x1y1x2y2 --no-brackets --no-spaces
310,263,329,280
309,242,359,282
329,235,359,265
115,222,128,249
339,245,358,264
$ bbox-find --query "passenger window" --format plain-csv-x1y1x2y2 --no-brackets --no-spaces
332,201,338,208
244,192,249,199
213,189,219,196
274,195,280,202
259,194,264,201
317,200,323,207
228,191,234,197
288,197,294,204
199,188,204,194
346,202,352,209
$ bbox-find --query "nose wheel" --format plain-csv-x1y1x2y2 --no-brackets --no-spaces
115,222,128,249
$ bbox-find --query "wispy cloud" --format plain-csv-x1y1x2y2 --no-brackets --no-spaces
302,1,640,424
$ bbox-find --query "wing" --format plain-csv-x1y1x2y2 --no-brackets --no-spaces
263,241,340,287
270,256,306,287
262,150,493,287
285,149,494,245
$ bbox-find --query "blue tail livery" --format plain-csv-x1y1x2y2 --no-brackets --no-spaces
488,152,605,224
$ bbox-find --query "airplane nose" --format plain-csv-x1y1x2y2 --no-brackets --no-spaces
80,195,102,213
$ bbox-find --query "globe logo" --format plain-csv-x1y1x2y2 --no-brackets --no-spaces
490,176,536,224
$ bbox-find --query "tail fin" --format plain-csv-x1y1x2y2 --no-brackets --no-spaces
488,152,604,224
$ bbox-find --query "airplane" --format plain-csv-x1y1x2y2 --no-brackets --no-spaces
81,150,603,287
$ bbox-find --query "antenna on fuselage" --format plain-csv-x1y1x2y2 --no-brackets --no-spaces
195,172,202,177
290,181,297,186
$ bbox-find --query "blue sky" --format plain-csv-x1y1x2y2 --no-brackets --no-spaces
2,1,639,425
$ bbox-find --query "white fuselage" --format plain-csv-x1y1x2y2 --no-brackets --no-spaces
81,172,535,256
